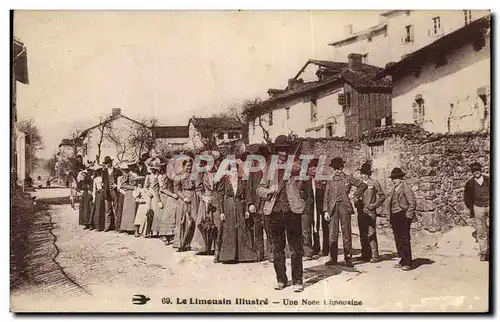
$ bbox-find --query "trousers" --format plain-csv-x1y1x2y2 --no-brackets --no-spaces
474,205,490,255
390,211,412,267
104,189,117,231
265,212,303,285
302,213,320,257
328,202,352,263
357,208,379,259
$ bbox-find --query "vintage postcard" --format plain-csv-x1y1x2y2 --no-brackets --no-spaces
11,10,491,313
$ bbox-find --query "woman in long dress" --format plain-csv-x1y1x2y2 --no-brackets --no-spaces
119,162,138,234
114,163,130,232
219,159,257,263
90,168,106,231
158,162,178,245
197,151,224,258
173,157,202,252
78,169,93,229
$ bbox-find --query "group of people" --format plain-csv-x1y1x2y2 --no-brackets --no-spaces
72,134,490,293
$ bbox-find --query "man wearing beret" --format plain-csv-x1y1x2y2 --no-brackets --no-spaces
464,162,490,262
323,157,367,267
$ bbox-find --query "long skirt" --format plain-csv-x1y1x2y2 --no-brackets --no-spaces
78,189,93,226
158,193,176,236
219,197,257,263
173,199,186,248
120,190,137,232
92,191,106,231
134,202,149,235
151,194,162,234
189,192,204,251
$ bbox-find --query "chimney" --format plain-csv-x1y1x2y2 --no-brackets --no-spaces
348,53,363,70
344,24,353,37
112,108,121,117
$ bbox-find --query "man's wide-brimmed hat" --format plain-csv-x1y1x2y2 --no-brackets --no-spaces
359,162,373,175
470,162,482,172
131,175,145,183
148,158,162,170
330,157,345,169
274,135,291,148
103,156,113,164
201,150,222,160
389,167,405,179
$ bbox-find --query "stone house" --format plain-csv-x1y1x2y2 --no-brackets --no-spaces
188,117,244,150
246,54,392,144
151,126,190,151
377,15,491,134
329,10,490,68
78,108,153,164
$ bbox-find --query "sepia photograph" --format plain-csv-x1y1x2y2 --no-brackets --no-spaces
10,9,491,313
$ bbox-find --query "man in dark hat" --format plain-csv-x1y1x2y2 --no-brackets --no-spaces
136,152,150,176
464,162,490,261
101,156,121,232
356,161,386,263
383,167,416,271
257,135,306,292
323,157,367,267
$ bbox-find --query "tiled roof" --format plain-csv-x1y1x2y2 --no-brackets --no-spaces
360,123,431,141
328,23,387,47
377,15,491,78
13,38,29,84
152,126,189,139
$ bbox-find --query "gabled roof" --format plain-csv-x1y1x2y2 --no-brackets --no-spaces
78,114,151,139
13,38,29,84
377,14,491,78
152,126,189,139
189,117,243,138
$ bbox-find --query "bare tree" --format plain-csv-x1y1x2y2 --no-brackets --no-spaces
95,116,113,164
129,117,157,159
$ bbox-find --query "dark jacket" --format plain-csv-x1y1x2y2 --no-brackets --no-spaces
323,172,367,215
464,176,490,218
101,167,121,200
357,178,386,215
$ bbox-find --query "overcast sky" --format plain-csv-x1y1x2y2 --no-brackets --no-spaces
14,10,382,159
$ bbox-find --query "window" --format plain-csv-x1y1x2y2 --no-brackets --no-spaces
464,10,472,25
403,25,414,43
432,17,441,35
83,143,88,156
285,107,290,120
217,132,224,140
326,125,334,138
268,111,273,125
413,100,425,124
310,99,318,121
369,141,385,158
375,119,382,127
362,54,368,64
385,116,393,126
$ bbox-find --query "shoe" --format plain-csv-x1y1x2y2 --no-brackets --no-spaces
325,260,337,266
214,257,220,263
312,254,321,260
104,229,112,232
304,256,314,261
393,263,402,269
268,258,274,263
370,258,381,263
293,284,304,293
480,254,488,262
402,266,412,271
274,282,287,290
358,256,370,262
344,260,354,267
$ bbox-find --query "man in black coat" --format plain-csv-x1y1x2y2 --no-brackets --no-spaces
101,156,121,231
464,162,490,261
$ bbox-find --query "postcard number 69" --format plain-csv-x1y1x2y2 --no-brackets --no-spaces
162,297,171,304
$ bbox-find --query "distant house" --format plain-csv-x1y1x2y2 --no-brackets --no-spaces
377,15,491,134
12,38,29,188
58,138,84,160
247,54,392,144
152,126,190,151
78,108,153,164
188,117,244,150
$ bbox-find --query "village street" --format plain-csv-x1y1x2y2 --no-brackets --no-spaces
11,187,489,313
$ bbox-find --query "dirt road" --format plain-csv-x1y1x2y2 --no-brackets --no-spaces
11,188,489,312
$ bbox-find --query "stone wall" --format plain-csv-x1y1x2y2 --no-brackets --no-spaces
296,127,490,233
